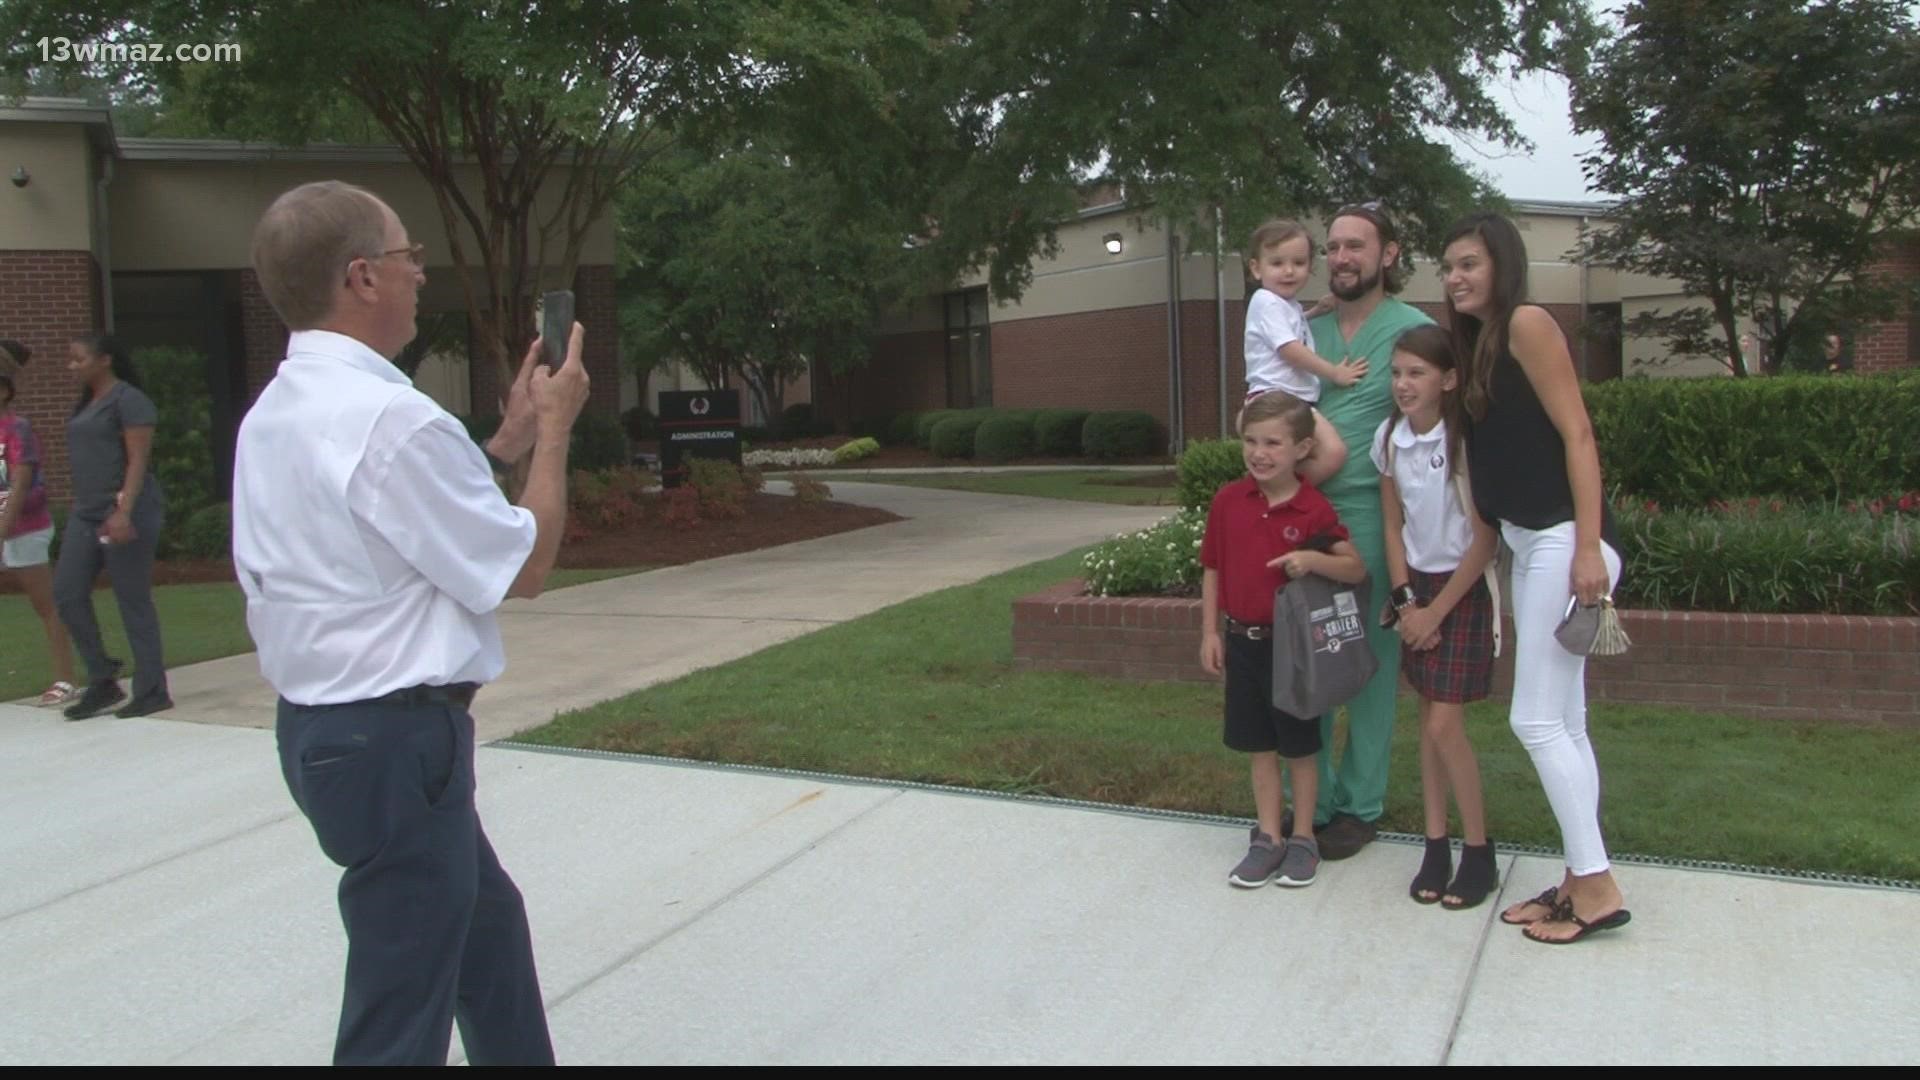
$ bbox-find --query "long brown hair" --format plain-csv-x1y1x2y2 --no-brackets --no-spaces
1442,212,1530,420
1376,324,1466,480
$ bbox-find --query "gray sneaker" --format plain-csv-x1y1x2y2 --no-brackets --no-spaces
1275,836,1320,887
1229,832,1286,888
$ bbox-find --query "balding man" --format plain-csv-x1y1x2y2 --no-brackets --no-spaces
234,181,586,1065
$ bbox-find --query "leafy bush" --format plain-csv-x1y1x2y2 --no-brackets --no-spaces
885,412,921,446
135,347,215,554
1082,410,1161,459
833,436,881,463
974,415,1035,462
1614,496,1919,615
1033,409,1092,457
1176,438,1244,510
174,500,231,560
1081,509,1207,597
1585,371,1920,507
622,404,656,442
930,414,990,458
915,409,961,448
687,457,750,517
570,411,631,473
790,474,834,503
570,467,655,532
780,402,833,437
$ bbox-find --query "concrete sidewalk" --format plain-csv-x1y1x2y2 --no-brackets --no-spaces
5,481,1913,1064
0,712,1912,1065
156,482,1168,740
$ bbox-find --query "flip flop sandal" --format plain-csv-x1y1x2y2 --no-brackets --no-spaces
1525,898,1632,945
38,681,78,707
1409,837,1451,904
1441,842,1499,911
1499,884,1561,925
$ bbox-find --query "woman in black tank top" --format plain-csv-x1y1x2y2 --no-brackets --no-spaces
1442,212,1632,946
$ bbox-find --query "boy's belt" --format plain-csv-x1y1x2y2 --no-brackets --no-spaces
1224,616,1272,641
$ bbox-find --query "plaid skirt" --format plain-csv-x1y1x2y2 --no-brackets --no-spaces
1402,567,1495,703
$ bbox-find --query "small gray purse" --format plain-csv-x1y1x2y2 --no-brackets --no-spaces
1555,594,1631,657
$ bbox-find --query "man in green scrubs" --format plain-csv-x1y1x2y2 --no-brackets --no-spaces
1305,203,1433,859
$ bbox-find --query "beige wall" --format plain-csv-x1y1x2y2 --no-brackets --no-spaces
0,124,95,251
108,157,615,273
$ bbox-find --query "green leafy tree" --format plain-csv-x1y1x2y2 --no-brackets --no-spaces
3,0,744,408
1574,0,1920,376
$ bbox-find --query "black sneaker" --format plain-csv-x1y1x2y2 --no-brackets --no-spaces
64,681,127,721
1316,813,1379,861
116,689,175,719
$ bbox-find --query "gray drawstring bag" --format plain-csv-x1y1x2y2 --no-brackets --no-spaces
1271,539,1379,719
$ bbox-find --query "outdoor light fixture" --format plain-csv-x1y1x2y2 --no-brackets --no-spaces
9,167,27,188
1103,232,1123,255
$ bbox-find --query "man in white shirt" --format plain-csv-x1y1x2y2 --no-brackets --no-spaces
234,181,588,1066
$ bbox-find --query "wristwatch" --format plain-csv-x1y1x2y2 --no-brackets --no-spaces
483,447,514,477
1391,583,1417,611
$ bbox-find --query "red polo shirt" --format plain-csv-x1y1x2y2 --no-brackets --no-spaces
1199,476,1349,624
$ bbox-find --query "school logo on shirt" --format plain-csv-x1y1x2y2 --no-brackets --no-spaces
1430,451,1446,470
1282,525,1301,542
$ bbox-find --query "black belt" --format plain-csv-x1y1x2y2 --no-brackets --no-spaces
364,682,480,709
1224,616,1272,641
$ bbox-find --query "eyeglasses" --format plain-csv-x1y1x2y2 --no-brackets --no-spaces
373,242,426,270
348,242,426,275
1336,200,1385,216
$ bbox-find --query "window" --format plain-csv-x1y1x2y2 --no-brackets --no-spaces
944,287,991,407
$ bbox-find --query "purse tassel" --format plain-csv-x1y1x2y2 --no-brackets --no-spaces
1592,595,1632,656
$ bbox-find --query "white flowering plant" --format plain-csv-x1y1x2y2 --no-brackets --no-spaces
1081,508,1206,597
743,447,839,468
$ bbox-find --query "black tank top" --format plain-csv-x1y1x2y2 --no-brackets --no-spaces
1465,342,1619,548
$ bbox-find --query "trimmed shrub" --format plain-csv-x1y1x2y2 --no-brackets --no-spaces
974,415,1035,462
622,404,656,442
930,413,989,458
175,501,231,560
915,409,961,448
1176,438,1244,509
687,457,750,518
790,474,834,503
885,412,921,446
1033,408,1092,457
570,411,630,473
136,347,216,555
1082,410,1161,459
1584,371,1920,507
833,436,881,463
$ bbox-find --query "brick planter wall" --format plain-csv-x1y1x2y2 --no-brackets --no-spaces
1011,580,1920,727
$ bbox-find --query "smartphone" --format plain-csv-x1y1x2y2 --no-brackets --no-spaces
538,289,575,369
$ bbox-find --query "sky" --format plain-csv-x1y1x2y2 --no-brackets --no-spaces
1441,69,1610,204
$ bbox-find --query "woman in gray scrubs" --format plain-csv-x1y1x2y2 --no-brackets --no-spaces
54,333,170,720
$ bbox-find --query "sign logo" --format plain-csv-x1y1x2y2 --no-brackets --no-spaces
691,397,711,416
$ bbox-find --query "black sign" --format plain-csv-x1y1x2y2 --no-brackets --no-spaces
658,389,742,488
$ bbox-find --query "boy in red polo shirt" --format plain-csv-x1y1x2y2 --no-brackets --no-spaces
1200,392,1367,889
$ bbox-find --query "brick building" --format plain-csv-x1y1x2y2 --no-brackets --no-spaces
0,98,624,503
819,198,1920,447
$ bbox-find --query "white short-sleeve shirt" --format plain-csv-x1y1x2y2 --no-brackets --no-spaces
1370,416,1475,573
232,330,537,705
1244,288,1320,403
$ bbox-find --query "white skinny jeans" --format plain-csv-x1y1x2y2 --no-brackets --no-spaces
1502,520,1622,876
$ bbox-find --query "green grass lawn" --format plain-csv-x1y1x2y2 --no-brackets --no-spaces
0,565,647,703
521,550,1920,882
839,469,1178,505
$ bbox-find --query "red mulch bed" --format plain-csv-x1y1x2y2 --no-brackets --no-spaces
0,493,901,594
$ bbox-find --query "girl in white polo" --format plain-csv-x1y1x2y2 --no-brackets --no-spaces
1372,324,1500,910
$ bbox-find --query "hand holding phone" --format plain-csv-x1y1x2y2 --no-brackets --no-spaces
539,290,575,369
